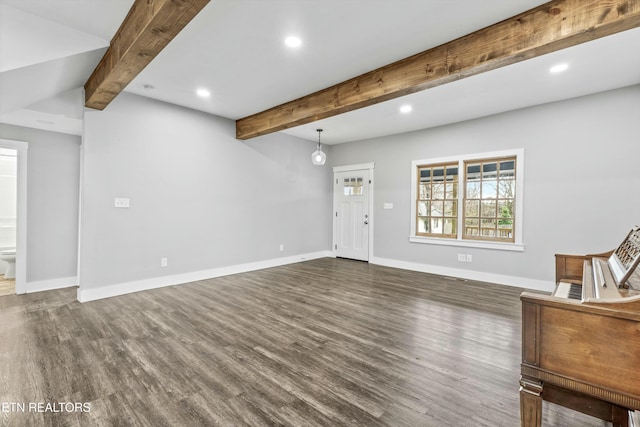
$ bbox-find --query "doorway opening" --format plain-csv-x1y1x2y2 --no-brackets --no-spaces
333,163,374,262
0,139,28,295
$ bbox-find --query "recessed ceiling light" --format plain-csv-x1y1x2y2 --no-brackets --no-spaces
549,63,569,74
196,88,211,98
400,105,413,114
285,36,302,48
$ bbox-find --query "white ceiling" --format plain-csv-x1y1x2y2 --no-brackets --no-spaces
0,0,131,135
1,0,639,143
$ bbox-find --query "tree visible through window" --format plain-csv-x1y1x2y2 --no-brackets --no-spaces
413,152,520,245
416,163,458,238
463,157,516,242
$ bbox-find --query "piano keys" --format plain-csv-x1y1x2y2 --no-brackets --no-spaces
553,281,582,300
520,226,640,427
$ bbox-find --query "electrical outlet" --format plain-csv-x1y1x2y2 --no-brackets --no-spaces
161,258,168,267
457,253,466,262
466,254,473,263
279,244,284,252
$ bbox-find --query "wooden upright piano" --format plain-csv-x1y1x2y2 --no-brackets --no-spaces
520,227,640,427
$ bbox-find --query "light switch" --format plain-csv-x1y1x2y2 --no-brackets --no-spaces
114,197,130,208
383,203,393,210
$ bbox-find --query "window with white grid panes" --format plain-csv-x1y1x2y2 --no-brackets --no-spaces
343,177,363,196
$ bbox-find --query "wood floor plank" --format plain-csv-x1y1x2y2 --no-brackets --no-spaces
0,276,15,297
0,258,611,426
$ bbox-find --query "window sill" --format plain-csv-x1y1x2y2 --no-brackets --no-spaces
409,236,524,252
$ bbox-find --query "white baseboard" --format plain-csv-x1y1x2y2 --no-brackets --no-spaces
27,276,77,293
370,256,554,293
77,251,333,303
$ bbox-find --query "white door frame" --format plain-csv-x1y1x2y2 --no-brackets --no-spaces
332,163,374,261
0,138,28,294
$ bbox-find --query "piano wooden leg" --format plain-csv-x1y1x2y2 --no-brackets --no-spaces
520,376,543,427
611,406,629,427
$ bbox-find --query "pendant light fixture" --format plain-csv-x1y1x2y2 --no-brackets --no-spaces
311,128,326,166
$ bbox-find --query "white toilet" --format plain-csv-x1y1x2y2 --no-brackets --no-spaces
0,249,16,279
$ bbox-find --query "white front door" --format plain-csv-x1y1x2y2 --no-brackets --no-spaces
334,170,370,261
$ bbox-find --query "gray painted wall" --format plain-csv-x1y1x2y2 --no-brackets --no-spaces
80,92,333,290
3,85,637,293
331,85,640,283
0,124,80,282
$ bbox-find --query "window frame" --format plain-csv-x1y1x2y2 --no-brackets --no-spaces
409,149,524,252
415,162,459,239
462,156,517,243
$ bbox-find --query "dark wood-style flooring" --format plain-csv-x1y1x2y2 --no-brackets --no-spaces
0,258,608,426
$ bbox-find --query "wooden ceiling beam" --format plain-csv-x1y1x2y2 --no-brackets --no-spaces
84,0,210,110
236,0,640,140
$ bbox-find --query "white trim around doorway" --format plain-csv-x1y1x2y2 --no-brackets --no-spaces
0,138,28,295
332,162,375,261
